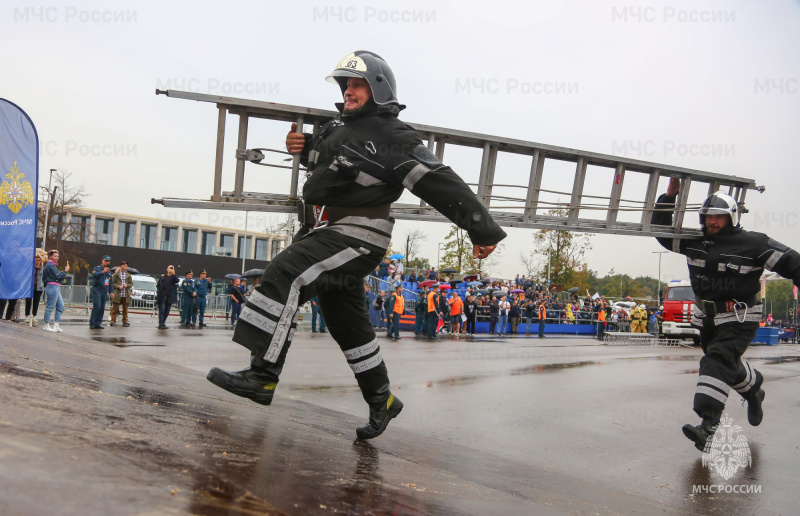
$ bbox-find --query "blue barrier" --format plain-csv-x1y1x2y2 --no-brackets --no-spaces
753,327,780,346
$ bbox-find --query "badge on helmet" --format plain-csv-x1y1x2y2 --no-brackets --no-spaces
699,190,740,227
326,50,400,106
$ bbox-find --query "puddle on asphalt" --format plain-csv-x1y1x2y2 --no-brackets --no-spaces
761,356,800,364
421,355,719,389
90,337,165,348
91,337,137,344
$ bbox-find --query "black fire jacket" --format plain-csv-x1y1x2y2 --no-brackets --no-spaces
300,102,507,246
652,193,800,302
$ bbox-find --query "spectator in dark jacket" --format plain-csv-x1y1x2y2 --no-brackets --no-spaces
524,300,535,334
378,258,390,280
374,290,386,328
156,265,180,329
488,298,500,334
509,301,521,334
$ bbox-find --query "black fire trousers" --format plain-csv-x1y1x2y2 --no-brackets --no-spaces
693,320,762,420
231,219,392,407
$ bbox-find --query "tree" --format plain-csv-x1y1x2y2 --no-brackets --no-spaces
406,256,431,274
520,251,539,278
439,224,503,276
37,169,91,273
532,208,593,290
401,228,427,264
590,269,665,301
765,279,795,321
440,225,476,274
263,213,298,250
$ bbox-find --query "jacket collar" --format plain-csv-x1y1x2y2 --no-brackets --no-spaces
334,99,404,120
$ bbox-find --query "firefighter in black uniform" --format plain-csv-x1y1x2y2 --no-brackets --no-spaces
207,51,507,440
653,178,800,452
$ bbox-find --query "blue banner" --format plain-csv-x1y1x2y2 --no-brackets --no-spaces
0,99,39,300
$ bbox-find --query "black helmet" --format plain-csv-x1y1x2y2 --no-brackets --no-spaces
699,190,740,228
326,51,399,106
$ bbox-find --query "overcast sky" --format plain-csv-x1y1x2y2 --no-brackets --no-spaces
3,0,798,284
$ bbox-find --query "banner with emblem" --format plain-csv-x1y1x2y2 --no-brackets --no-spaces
0,99,38,300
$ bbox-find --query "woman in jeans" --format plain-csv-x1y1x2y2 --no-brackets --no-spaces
41,249,69,332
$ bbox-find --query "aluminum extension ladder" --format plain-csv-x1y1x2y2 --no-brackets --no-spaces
152,89,763,239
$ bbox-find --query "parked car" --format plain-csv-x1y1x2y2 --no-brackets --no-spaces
130,274,157,307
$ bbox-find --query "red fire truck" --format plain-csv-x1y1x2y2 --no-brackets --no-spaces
661,280,700,344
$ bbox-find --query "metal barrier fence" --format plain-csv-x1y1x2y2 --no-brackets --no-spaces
603,332,686,347
58,285,89,314
168,293,235,321
366,275,418,312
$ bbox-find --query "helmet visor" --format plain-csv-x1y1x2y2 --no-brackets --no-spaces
699,194,733,214
699,207,732,216
325,69,364,84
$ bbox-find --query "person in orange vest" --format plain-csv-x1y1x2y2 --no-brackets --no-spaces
426,284,442,341
386,285,405,340
449,292,464,336
596,303,607,340
538,300,547,338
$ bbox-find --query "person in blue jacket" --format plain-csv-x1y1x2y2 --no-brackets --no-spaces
180,271,196,328
42,249,70,332
192,270,212,328
89,255,111,329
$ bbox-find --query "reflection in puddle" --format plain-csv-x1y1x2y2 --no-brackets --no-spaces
761,356,800,365
90,337,165,348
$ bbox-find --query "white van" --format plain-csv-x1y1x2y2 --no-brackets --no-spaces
130,274,158,307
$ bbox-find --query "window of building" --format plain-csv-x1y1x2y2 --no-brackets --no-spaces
117,221,136,247
271,240,281,259
67,215,91,242
161,227,177,252
201,231,216,255
237,236,251,259
140,224,157,250
255,238,268,260
95,218,114,245
219,234,234,257
182,229,197,254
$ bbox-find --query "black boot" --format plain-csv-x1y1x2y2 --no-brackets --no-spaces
356,394,403,440
746,389,765,426
207,355,282,406
354,362,403,439
682,416,719,452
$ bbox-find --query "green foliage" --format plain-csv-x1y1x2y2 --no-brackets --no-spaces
585,268,667,301
440,225,477,274
532,208,593,290
406,256,431,272
765,279,797,321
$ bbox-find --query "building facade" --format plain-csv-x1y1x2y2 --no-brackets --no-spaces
46,206,287,261
40,205,289,280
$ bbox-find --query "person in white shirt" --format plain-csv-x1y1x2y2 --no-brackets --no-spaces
497,295,510,336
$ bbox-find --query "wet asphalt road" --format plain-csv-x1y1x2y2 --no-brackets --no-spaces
2,316,799,515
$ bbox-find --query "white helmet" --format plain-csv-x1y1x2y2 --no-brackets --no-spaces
639,304,646,310
699,190,739,228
